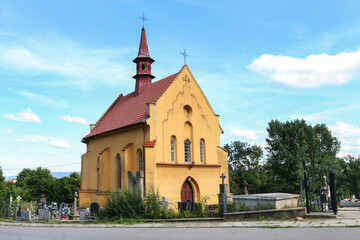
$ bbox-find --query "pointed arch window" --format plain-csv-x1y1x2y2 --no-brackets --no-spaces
171,136,176,162
139,150,144,171
184,139,191,163
200,139,205,163
116,154,121,189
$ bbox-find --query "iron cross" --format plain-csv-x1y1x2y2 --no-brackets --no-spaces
220,173,226,184
139,13,148,27
180,49,189,65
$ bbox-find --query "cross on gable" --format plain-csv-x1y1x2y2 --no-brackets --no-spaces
180,49,189,65
139,13,148,27
220,173,226,184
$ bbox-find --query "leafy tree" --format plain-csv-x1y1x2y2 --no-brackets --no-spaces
223,141,265,194
52,172,81,203
265,119,340,193
16,168,34,188
68,172,81,195
337,155,360,198
22,167,55,201
0,166,5,202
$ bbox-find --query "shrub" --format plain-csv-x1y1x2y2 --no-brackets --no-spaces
143,188,165,219
101,187,144,219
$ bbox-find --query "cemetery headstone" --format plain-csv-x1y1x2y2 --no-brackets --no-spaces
80,212,86,220
181,202,187,211
161,197,168,218
219,173,228,213
39,209,50,221
136,171,144,196
63,205,69,218
21,210,31,221
59,203,63,219
128,171,136,189
90,202,100,217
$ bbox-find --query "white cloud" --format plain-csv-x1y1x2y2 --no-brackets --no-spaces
248,49,360,88
229,128,259,141
49,139,71,148
24,135,71,148
329,122,360,138
3,108,41,123
18,91,68,108
0,34,134,89
328,122,360,157
60,115,90,125
290,105,360,122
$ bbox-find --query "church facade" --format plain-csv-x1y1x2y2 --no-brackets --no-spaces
79,27,229,208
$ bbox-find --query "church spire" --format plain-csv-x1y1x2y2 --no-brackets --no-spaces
133,27,155,95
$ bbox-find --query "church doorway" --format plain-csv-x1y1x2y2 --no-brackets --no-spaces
181,180,194,202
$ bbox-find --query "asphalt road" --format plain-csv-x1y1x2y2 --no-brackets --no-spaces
0,226,359,240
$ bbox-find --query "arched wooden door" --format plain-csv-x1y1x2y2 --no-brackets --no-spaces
181,181,194,202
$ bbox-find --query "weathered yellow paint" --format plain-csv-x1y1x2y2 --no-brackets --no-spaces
79,66,229,208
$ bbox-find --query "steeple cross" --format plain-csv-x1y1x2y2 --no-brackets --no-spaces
139,13,148,27
220,173,226,184
180,49,189,65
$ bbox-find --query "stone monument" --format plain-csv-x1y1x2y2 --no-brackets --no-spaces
219,173,228,214
244,181,249,195
69,191,80,220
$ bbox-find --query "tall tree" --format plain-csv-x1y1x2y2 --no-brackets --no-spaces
265,119,340,193
0,166,5,202
16,168,34,188
223,141,265,194
22,167,55,201
337,155,360,198
52,172,81,203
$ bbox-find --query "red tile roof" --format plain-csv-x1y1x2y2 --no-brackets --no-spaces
144,139,156,147
83,71,181,141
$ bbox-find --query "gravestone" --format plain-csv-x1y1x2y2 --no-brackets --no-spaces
63,205,69,218
59,203,64,219
181,202,187,211
219,173,228,213
39,209,50,221
136,171,144,196
21,210,31,221
90,202,100,217
128,171,136,189
15,208,22,221
161,197,169,218
80,212,86,220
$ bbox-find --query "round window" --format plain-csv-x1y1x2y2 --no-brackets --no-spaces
183,105,192,116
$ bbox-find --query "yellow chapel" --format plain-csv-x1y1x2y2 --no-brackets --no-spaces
79,27,229,208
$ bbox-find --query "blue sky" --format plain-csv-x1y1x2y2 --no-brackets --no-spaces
1,0,360,176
